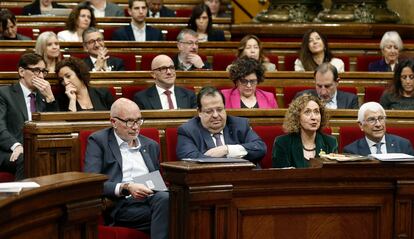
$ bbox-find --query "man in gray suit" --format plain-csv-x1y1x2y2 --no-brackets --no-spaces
343,102,414,156
0,53,58,179
84,98,169,239
83,0,125,17
295,62,358,109
134,54,196,109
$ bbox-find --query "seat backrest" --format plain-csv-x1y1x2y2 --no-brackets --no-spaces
175,8,192,17
252,125,285,168
0,53,22,71
387,127,414,148
140,53,159,70
338,86,357,95
283,55,298,71
0,172,15,183
282,86,313,107
338,126,364,153
79,128,161,170
364,86,386,103
212,53,236,71
18,27,33,40
38,27,65,35
111,53,137,71
121,85,147,100
337,55,350,71
266,54,279,69
165,127,178,162
356,55,383,71
165,28,182,41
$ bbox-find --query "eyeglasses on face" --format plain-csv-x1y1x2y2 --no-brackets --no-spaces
153,65,175,73
239,79,258,86
24,67,48,77
179,41,199,46
114,117,144,127
364,116,386,125
400,74,414,80
85,38,104,46
201,107,225,116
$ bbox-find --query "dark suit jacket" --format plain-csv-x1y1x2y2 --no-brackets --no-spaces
272,132,338,168
56,87,114,111
176,115,266,164
207,29,226,41
111,24,163,41
343,134,414,156
0,83,59,162
83,56,125,71
147,6,176,17
368,59,392,72
133,85,196,110
83,127,160,218
295,89,358,109
172,54,212,71
22,1,66,15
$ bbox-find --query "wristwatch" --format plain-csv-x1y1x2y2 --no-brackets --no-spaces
121,183,130,197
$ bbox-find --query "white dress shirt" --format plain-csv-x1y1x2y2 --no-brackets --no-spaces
90,3,106,17
324,90,338,109
366,136,387,154
20,82,34,121
156,85,177,109
131,23,146,42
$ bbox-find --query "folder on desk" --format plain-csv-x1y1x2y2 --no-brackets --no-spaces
133,170,168,192
182,158,248,163
369,153,414,162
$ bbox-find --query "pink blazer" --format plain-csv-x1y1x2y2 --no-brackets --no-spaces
221,88,278,109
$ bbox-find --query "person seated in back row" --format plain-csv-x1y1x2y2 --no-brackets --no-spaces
82,0,125,17
0,8,31,40
187,3,225,42
343,102,414,156
112,0,163,41
22,0,67,16
173,29,211,71
82,27,125,71
295,62,358,109
134,54,196,109
146,0,176,17
369,31,403,72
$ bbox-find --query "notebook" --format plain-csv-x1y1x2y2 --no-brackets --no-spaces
369,153,414,162
46,8,72,16
181,158,249,163
133,170,168,192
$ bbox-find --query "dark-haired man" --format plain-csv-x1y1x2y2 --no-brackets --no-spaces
0,53,58,179
176,86,266,165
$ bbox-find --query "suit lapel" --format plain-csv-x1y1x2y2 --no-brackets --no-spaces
12,84,29,120
108,130,123,169
174,87,186,109
223,120,236,145
147,85,162,109
198,119,216,149
385,134,398,153
358,138,372,155
139,137,156,172
127,25,135,41
336,91,345,108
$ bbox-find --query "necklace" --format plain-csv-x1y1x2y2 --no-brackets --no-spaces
303,146,316,151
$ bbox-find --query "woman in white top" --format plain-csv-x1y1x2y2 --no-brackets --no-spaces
295,29,344,73
57,3,96,42
35,31,61,72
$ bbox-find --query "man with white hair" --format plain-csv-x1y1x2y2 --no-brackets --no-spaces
343,101,414,156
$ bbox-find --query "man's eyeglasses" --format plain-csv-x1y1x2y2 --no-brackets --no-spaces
201,107,225,116
364,116,386,125
401,74,414,80
239,79,258,86
179,41,199,46
114,117,144,127
24,67,48,77
85,38,104,46
153,65,175,73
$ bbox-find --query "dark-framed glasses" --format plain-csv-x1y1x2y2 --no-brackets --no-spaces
114,117,144,127
85,38,104,46
365,116,386,125
239,79,258,86
153,65,175,73
24,67,48,77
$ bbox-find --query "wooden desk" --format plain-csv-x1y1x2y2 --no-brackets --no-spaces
0,172,107,239
161,159,414,239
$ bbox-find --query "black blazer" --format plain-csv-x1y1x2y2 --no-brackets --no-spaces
147,6,176,17
22,1,66,15
208,29,226,41
56,87,114,111
133,84,196,110
82,56,125,71
295,89,358,109
111,24,164,41
172,54,212,71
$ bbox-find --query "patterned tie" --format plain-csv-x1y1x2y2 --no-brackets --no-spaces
375,142,383,154
213,133,223,147
164,90,174,109
29,93,36,113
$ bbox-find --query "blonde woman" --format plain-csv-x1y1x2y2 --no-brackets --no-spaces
35,31,61,72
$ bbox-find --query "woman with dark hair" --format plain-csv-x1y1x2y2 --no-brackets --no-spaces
272,94,337,168
55,57,113,111
227,34,276,72
221,56,277,109
0,8,31,40
380,58,414,110
187,3,225,42
295,29,344,72
22,0,67,16
57,3,96,42
204,0,230,18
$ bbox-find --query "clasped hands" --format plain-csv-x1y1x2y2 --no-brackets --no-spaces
204,145,228,157
127,183,154,200
94,47,110,71
185,53,204,69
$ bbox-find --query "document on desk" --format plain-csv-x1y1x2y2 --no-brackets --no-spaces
0,182,40,193
133,170,168,192
369,153,414,161
182,158,248,163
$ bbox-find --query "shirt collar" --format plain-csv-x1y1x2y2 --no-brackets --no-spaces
131,22,146,32
113,129,141,149
20,82,34,97
155,84,175,96
365,135,386,148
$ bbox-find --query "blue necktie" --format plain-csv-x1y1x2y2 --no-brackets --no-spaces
375,143,383,154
